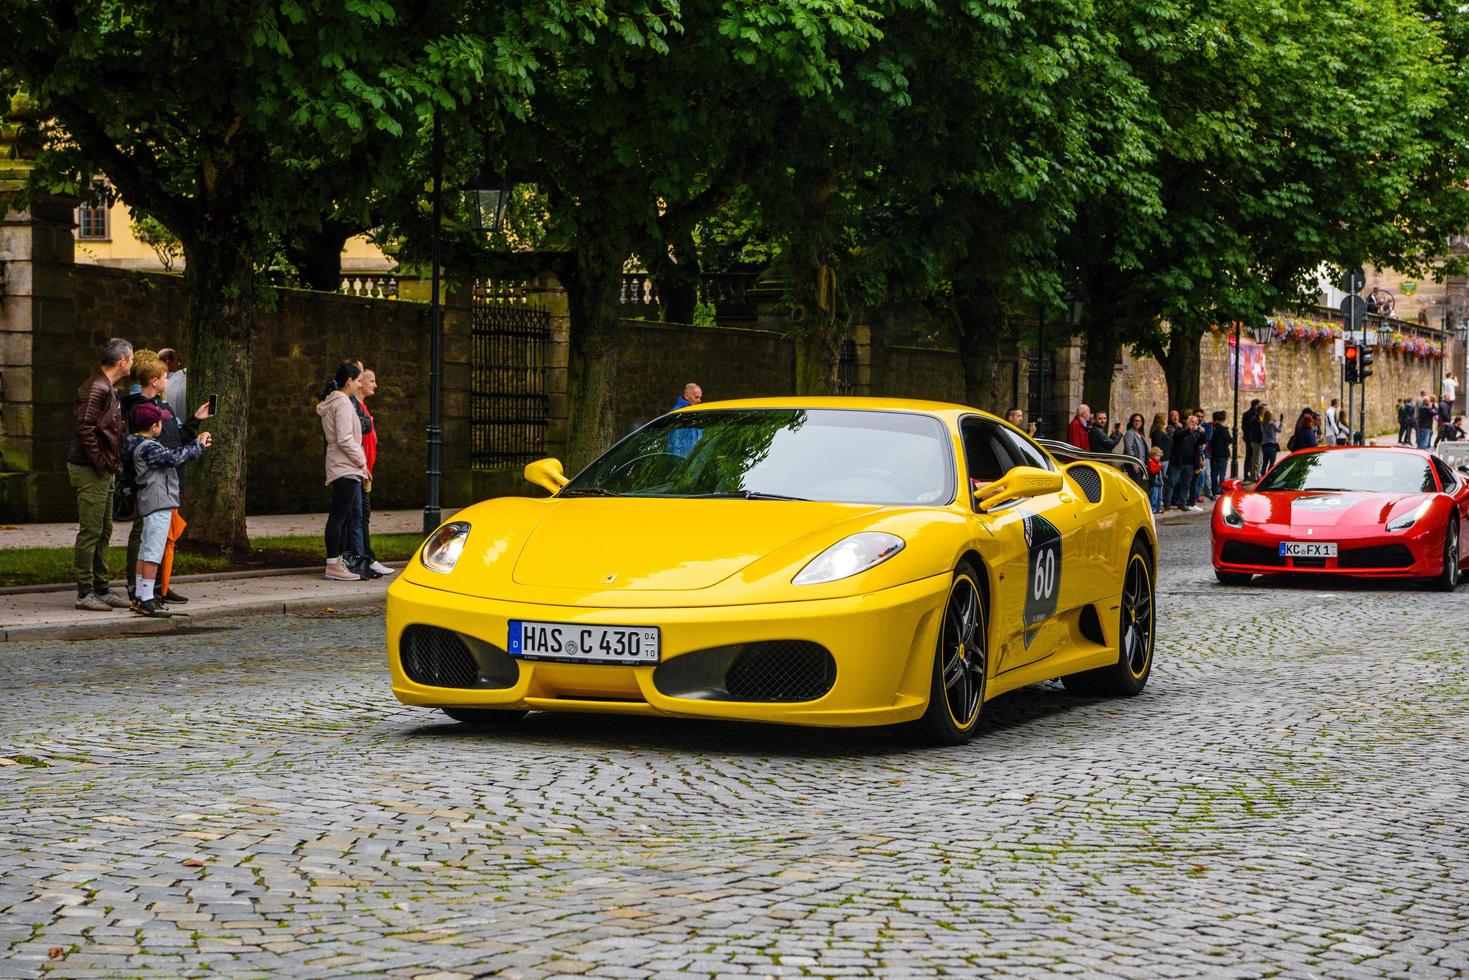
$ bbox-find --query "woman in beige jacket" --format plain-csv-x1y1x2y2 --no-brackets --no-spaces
316,362,371,581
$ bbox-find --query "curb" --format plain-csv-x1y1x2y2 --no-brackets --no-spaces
0,561,407,597
1,590,388,644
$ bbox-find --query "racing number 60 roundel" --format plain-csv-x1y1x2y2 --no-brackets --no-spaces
1021,511,1062,644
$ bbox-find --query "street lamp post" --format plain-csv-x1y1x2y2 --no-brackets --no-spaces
423,109,445,536
1243,318,1272,481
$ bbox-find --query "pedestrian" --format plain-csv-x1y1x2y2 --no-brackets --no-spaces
120,349,212,603
1168,415,1205,512
1260,409,1281,474
1324,398,1347,446
1067,403,1091,451
1207,410,1233,495
1166,409,1181,434
354,366,393,577
1398,398,1416,445
1242,399,1263,481
123,403,210,618
1287,408,1318,452
1443,371,1457,414
1121,413,1148,482
1088,410,1121,453
316,361,373,582
668,381,704,457
1004,407,1038,436
1147,447,1165,513
157,348,188,415
1193,409,1211,503
1149,412,1172,493
66,338,134,611
1417,396,1437,450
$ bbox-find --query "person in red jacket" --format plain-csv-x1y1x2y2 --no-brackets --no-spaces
355,367,393,577
1066,404,1092,450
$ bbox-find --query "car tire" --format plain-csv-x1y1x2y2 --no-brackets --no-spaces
1062,539,1155,697
1214,568,1252,586
1430,516,1460,592
442,707,529,725
902,560,988,746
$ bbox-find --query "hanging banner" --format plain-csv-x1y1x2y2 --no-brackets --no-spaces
1228,336,1267,390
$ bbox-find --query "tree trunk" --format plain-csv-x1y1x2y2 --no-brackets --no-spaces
793,313,842,395
953,278,1004,410
1081,314,1120,417
181,235,256,554
651,231,700,326
1156,327,1202,412
285,225,352,292
563,244,628,473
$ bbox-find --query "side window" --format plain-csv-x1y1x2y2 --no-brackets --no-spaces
961,420,1011,487
1432,456,1457,493
998,427,1055,472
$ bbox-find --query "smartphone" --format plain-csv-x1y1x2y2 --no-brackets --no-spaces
207,393,218,416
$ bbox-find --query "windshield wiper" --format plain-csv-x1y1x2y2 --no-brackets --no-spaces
684,490,811,501
560,487,623,497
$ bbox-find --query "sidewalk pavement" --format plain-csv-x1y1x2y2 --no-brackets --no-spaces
0,508,453,550
0,508,457,643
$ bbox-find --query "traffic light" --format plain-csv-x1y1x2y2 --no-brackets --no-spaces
1344,343,1360,383
1360,346,1374,381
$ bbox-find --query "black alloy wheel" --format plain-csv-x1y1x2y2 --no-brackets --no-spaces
906,561,987,745
1431,517,1461,592
1063,538,1155,696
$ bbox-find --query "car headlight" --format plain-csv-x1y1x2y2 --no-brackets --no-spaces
420,522,471,573
792,532,905,585
1386,500,1431,533
1220,495,1244,528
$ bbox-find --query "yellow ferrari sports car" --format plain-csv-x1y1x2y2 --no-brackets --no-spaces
386,398,1157,744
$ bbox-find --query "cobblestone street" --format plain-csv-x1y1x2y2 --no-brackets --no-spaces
2,515,1467,979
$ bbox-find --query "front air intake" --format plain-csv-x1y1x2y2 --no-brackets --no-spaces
653,641,836,702
400,625,519,689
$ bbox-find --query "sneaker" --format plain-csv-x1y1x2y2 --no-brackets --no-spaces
1188,505,1204,513
325,558,358,582
368,561,395,576
158,590,189,604
75,593,112,612
98,591,132,609
131,597,173,618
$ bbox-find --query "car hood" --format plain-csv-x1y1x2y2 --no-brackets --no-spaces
1237,490,1433,527
510,498,886,590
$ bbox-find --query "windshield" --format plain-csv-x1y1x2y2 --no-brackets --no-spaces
1257,450,1437,494
564,408,955,505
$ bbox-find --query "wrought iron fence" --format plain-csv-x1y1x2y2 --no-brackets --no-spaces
837,338,859,394
471,281,552,469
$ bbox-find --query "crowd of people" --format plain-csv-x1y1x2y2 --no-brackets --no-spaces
65,341,396,616
1051,371,1463,516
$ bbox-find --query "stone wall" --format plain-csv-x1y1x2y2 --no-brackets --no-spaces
1092,331,1446,434
67,265,474,516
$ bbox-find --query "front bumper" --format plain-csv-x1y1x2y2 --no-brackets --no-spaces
1211,520,1442,579
385,573,951,728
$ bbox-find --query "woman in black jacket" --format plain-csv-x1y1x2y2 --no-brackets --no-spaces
1288,409,1318,452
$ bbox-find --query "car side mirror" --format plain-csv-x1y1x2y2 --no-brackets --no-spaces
1220,479,1242,492
524,458,569,494
974,465,1064,512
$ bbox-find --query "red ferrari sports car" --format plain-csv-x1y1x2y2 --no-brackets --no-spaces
1211,446,1469,589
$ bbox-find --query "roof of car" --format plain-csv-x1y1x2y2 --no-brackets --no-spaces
675,396,991,418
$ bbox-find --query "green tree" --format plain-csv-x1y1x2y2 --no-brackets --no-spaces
0,0,665,549
129,210,183,272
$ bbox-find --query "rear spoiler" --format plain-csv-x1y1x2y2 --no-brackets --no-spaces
1036,438,1146,479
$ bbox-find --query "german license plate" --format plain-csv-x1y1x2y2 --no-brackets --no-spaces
508,620,660,665
1279,541,1337,558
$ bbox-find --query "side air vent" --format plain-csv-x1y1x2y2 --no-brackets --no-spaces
1069,465,1104,503
1078,604,1106,646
